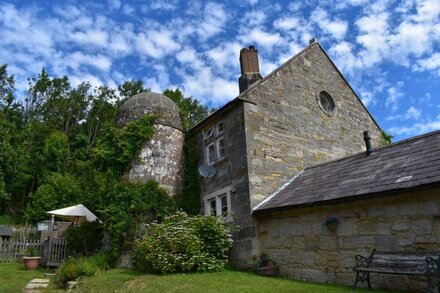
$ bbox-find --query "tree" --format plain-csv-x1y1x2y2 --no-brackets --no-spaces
380,130,393,146
163,89,211,130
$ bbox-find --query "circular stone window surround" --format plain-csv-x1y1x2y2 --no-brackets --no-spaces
316,89,337,117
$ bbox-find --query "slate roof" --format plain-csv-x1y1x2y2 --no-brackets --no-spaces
254,129,440,212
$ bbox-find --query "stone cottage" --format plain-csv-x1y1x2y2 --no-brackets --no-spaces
120,39,440,290
190,39,440,291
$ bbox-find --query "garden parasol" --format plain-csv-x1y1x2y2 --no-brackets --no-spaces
46,204,100,225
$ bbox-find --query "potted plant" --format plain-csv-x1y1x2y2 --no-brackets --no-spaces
255,253,277,276
23,245,42,270
323,213,339,232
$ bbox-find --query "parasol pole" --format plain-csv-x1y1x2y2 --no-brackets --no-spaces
47,214,54,266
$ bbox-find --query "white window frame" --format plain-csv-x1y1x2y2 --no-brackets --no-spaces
204,127,214,139
216,137,225,160
216,121,224,134
203,186,232,222
206,142,216,165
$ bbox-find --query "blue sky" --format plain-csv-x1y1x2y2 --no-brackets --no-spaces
0,0,439,141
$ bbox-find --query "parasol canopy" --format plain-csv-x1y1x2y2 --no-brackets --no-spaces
46,204,100,224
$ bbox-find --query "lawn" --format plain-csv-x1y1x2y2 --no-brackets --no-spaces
0,262,393,292
77,269,394,293
0,262,62,293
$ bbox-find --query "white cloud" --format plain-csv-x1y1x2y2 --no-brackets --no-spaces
150,0,178,11
108,0,121,10
176,48,199,64
122,5,135,15
205,42,241,74
329,41,363,75
359,90,375,107
70,29,109,47
197,2,227,40
66,52,112,72
355,12,390,68
385,85,404,111
241,10,267,27
240,28,282,50
389,22,431,64
389,114,440,136
412,0,440,22
273,17,300,31
136,29,180,59
310,8,348,40
70,73,103,89
386,106,422,121
415,53,440,75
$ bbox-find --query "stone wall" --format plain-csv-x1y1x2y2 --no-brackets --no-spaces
255,188,440,291
195,102,258,267
242,43,382,209
128,124,184,196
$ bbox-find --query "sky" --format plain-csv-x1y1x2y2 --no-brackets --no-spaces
0,0,439,141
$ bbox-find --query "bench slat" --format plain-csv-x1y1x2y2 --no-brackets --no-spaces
354,267,427,276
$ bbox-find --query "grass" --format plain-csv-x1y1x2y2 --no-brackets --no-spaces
78,269,393,293
0,262,62,293
0,263,394,292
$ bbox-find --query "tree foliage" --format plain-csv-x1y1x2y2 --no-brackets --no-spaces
380,130,394,146
0,65,212,262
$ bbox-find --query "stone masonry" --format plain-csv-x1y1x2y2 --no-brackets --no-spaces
255,188,440,292
117,92,185,196
195,102,256,264
195,42,383,269
242,42,382,209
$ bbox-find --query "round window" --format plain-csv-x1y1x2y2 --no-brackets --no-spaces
318,91,336,116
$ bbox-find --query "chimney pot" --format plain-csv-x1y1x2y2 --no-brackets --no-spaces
249,45,255,50
309,38,318,44
363,131,372,155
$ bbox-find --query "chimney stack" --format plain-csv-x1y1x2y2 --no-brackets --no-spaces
363,131,372,155
238,45,262,93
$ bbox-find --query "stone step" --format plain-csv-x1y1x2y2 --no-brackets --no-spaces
24,282,48,289
29,279,50,283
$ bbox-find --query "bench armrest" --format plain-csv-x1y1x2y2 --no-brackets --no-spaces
426,257,440,274
354,254,369,269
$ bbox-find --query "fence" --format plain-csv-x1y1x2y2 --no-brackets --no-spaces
0,239,41,262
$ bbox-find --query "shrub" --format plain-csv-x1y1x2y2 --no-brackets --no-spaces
132,212,232,274
101,180,175,262
57,253,110,287
65,220,103,256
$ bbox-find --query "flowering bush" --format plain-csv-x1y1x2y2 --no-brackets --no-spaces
133,212,233,274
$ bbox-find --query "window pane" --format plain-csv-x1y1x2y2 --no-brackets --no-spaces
204,127,214,139
209,199,217,216
220,194,228,215
207,144,216,164
217,138,225,159
217,122,224,134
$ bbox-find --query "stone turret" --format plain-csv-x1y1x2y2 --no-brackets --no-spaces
116,92,184,196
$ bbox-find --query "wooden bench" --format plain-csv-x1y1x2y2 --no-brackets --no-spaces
353,249,440,292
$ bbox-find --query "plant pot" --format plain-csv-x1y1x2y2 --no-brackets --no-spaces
23,257,42,270
256,265,278,276
326,222,338,232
